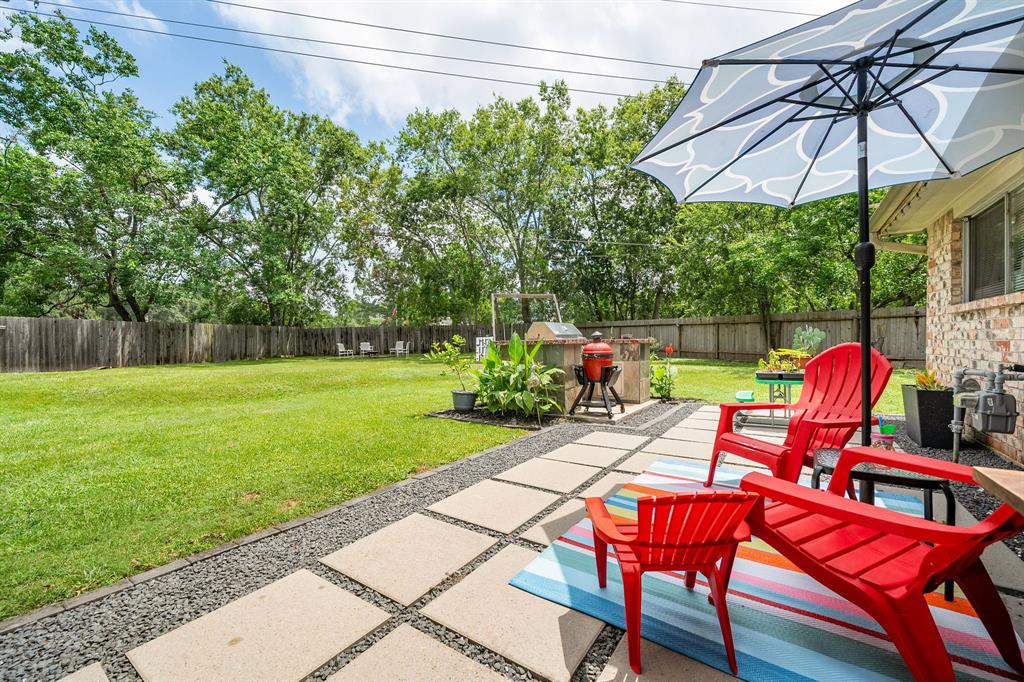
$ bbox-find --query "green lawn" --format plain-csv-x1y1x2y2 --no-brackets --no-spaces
666,358,917,415
0,355,916,620
0,356,521,619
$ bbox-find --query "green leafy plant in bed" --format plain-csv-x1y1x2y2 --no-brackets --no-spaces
475,333,563,426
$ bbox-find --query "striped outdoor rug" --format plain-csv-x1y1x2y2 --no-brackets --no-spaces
510,459,1022,681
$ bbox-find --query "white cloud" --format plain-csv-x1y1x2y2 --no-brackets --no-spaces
210,0,849,128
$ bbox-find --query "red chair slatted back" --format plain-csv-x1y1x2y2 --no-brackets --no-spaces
784,343,893,452
633,491,758,568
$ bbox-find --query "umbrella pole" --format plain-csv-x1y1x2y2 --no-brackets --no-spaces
855,65,875,447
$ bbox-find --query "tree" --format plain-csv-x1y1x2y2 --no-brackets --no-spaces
390,84,573,324
0,14,193,321
169,65,382,326
547,78,686,320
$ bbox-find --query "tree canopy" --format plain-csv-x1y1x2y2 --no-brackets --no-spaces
0,14,927,326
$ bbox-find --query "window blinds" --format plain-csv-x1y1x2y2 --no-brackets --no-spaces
970,199,1005,300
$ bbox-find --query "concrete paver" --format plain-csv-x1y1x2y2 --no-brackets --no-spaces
575,432,649,450
578,472,633,500
58,664,110,682
494,458,600,494
126,570,389,682
422,546,603,682
326,624,507,682
596,637,732,682
643,438,714,458
614,452,691,474
427,480,559,534
661,427,716,443
520,499,587,546
320,514,496,605
541,443,626,468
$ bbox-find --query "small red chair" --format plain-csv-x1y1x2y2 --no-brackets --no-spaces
586,490,759,675
707,342,893,486
740,446,1024,681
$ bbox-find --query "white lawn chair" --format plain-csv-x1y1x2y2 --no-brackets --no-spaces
389,340,409,357
359,341,376,357
336,342,354,358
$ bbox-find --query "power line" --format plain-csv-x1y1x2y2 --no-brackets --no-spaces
10,9,633,97
207,0,701,71
658,0,820,17
30,1,671,85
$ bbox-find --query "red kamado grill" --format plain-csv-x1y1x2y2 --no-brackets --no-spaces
569,331,624,419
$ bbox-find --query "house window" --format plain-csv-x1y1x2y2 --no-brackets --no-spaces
966,184,1024,301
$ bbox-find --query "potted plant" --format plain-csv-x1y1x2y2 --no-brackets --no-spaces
426,335,476,411
902,369,954,448
757,348,809,375
793,325,826,367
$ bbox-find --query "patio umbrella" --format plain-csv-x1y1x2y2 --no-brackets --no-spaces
632,0,1024,444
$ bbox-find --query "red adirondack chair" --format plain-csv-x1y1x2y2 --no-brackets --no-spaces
706,342,893,487
586,490,759,675
740,446,1024,681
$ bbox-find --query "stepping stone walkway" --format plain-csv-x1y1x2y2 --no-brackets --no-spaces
50,408,741,682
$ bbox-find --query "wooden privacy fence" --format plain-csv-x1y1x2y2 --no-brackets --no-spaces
0,309,922,372
576,306,925,368
0,317,530,373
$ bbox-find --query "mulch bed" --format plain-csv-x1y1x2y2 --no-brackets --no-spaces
426,408,563,430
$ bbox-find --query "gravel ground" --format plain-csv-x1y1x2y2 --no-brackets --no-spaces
0,400,695,682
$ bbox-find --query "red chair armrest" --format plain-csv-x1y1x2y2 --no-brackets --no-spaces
740,472,974,544
585,497,636,544
826,446,976,496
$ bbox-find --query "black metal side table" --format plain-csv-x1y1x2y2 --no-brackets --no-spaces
811,448,956,601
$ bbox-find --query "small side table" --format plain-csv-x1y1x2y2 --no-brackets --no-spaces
752,371,805,426
973,467,1024,516
811,448,956,601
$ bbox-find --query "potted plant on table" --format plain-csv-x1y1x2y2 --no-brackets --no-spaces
902,369,954,448
793,325,826,367
426,335,476,411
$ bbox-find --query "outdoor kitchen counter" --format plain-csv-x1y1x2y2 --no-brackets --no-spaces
495,337,651,410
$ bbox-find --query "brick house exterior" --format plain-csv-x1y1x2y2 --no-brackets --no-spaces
872,151,1024,464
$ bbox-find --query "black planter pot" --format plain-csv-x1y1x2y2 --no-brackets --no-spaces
452,390,478,412
902,384,954,449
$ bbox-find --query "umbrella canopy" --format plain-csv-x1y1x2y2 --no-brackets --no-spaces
633,0,1024,445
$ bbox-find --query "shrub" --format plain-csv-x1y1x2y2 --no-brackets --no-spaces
651,358,676,399
475,333,563,425
426,335,473,391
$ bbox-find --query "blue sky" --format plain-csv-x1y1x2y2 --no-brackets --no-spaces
2,0,848,143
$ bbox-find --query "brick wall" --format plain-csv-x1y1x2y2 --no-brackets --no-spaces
926,210,1024,463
